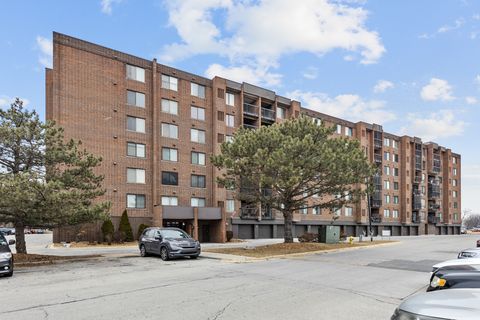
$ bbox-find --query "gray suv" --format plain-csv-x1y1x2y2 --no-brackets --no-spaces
139,227,201,261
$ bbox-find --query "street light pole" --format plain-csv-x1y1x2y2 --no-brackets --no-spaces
367,176,373,242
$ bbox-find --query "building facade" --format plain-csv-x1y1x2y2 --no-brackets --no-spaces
46,33,462,242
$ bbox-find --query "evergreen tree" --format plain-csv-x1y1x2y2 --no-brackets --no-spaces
101,218,115,243
0,98,110,253
211,116,375,243
118,210,133,242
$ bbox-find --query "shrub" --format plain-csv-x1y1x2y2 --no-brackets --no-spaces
118,210,134,242
298,232,318,243
137,224,150,240
226,230,233,242
101,218,115,244
113,230,125,243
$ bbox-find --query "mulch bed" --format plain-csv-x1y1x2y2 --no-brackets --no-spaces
204,241,392,258
14,253,102,267
53,241,138,248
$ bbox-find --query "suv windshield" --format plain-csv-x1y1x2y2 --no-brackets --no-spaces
161,229,190,239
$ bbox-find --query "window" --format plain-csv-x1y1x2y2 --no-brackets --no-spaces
226,135,234,143
385,195,390,204
276,107,286,119
126,65,145,82
127,116,145,133
162,147,178,162
452,179,457,186
217,133,224,143
191,152,206,165
161,75,178,91
345,127,353,137
421,186,426,194
161,196,178,206
127,194,145,209
162,171,178,186
313,206,321,215
384,138,390,147
226,200,235,213
334,208,341,216
300,207,308,214
454,213,459,221
393,140,399,149
191,129,206,143
127,142,145,158
452,157,457,164
226,93,235,106
217,111,225,121
345,207,353,216
453,168,457,176
191,106,205,121
384,180,390,190
422,173,426,181
191,83,206,98
336,124,342,134
383,209,390,217
191,197,206,207
312,118,322,126
127,90,145,108
384,152,390,161
226,114,235,127
161,123,178,139
127,168,145,184
421,199,426,209
453,191,457,198
161,99,178,115
384,166,390,175
394,196,399,204
394,168,399,177
394,154,399,163
394,182,399,190
191,174,206,188
392,210,399,218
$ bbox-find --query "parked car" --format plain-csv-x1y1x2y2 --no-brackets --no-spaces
391,289,480,320
0,234,15,277
428,269,480,292
458,248,480,259
0,228,15,236
431,258,480,276
138,227,201,261
461,227,467,234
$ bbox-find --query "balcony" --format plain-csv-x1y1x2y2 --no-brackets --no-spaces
261,108,275,122
370,199,382,208
371,213,382,223
374,139,382,149
240,205,274,220
428,215,440,224
242,123,257,130
412,213,420,224
374,154,382,164
413,176,422,184
428,204,441,211
243,103,259,117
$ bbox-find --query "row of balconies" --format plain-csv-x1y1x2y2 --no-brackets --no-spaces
243,103,275,121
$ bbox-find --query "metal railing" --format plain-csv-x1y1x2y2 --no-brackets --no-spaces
243,103,259,116
240,206,273,220
371,214,382,223
242,123,257,130
412,213,420,224
428,215,440,224
374,154,382,164
261,108,275,121
374,139,382,149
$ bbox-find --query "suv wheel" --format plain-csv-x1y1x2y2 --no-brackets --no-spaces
160,247,169,261
140,245,148,257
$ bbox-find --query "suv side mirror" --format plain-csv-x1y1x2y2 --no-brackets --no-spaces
154,235,162,241
8,239,15,245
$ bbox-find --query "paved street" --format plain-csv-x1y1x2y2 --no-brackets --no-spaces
2,234,479,320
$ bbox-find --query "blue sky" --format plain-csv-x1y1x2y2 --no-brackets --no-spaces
0,0,479,213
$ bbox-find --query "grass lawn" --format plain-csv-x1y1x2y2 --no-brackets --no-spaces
204,241,393,258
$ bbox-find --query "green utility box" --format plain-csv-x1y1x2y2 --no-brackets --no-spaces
319,225,340,244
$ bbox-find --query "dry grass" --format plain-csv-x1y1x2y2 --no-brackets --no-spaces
14,253,100,265
204,241,393,258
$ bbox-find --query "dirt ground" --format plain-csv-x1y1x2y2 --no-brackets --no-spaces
53,241,138,248
13,253,101,265
204,241,393,258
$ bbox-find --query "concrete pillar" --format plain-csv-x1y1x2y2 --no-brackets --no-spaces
254,224,259,239
152,206,163,227
272,225,277,238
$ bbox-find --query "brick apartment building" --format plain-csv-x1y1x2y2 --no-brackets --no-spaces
46,33,462,242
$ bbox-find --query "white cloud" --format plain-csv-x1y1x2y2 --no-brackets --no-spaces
437,18,465,33
0,95,30,108
161,0,385,85
373,80,394,93
400,110,465,141
466,96,478,104
36,36,52,68
302,67,318,80
420,78,454,101
101,0,122,15
205,63,282,87
288,90,396,125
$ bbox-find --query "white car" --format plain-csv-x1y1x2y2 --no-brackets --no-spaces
431,258,480,275
391,289,480,320
458,248,480,259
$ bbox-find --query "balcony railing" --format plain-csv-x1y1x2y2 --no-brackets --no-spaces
370,199,382,208
374,139,382,149
371,213,382,223
261,108,275,121
428,204,441,211
243,103,259,117
374,154,382,164
412,213,420,224
428,215,440,224
242,123,257,130
240,206,274,220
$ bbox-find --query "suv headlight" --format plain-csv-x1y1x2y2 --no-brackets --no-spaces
430,276,447,288
391,308,445,320
0,252,12,259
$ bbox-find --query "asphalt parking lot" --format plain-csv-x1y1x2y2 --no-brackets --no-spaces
2,234,479,320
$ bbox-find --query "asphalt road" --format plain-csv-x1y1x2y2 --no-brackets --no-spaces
2,235,479,320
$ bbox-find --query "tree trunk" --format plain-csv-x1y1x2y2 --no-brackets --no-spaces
283,210,294,243
15,223,27,254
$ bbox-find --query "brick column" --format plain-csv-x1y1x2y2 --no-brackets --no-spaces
193,207,199,241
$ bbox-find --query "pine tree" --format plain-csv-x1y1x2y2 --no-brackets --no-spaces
101,218,115,243
211,116,375,243
118,210,133,242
